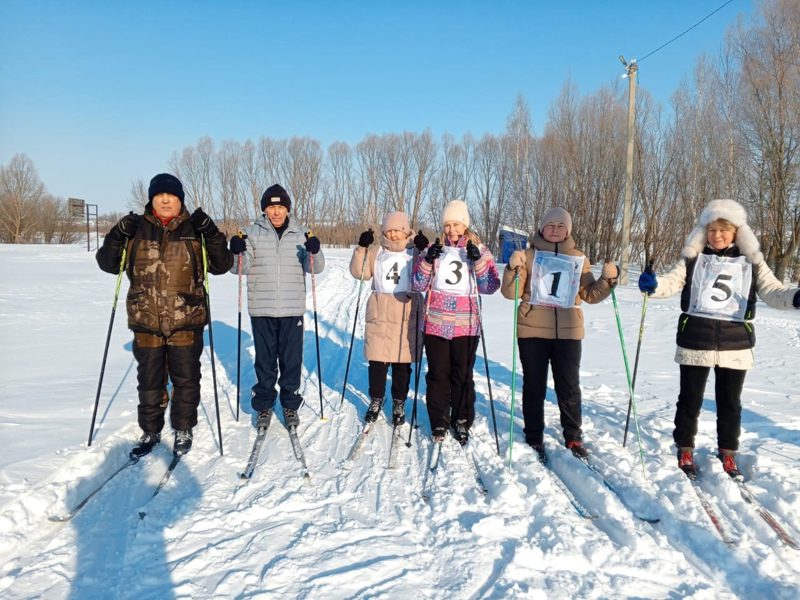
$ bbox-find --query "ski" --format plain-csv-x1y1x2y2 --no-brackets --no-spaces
343,422,374,468
542,463,599,520
288,426,310,482
387,425,403,470
578,457,659,523
459,441,488,495
48,456,140,522
138,454,183,520
733,479,799,550
238,425,270,481
421,437,443,501
685,472,737,545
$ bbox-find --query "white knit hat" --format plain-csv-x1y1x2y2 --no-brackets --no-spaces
442,200,470,228
683,199,763,264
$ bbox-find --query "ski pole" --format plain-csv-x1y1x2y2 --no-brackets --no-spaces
235,230,244,422
202,235,224,456
307,232,325,420
88,238,128,447
508,267,520,469
470,257,501,456
406,290,430,447
610,286,645,476
340,237,370,409
623,260,652,447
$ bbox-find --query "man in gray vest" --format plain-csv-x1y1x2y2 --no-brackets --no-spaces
230,184,324,430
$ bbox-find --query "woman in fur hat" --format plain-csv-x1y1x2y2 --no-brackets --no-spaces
349,211,424,427
500,207,619,463
638,199,800,479
411,200,500,444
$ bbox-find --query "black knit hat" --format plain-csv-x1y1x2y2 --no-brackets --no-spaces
148,173,185,204
260,184,291,212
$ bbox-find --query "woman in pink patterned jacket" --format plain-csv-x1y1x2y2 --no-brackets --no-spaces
412,200,500,444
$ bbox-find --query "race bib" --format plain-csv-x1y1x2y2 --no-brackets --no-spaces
373,248,414,294
528,251,584,308
688,254,752,322
432,246,473,296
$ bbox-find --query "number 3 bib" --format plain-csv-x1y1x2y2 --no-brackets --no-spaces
528,251,584,309
373,248,414,294
688,254,752,322
432,246,473,296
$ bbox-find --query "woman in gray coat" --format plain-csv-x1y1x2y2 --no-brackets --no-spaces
230,184,324,430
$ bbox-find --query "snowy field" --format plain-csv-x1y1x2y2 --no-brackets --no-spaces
1,244,799,600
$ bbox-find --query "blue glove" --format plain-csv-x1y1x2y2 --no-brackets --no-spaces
638,264,657,295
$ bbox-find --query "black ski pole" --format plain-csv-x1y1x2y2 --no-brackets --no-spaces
235,230,244,422
88,238,128,447
406,290,428,447
339,239,370,409
307,232,325,420
202,235,224,456
623,260,653,447
470,257,501,456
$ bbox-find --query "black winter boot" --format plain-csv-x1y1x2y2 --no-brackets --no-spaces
567,440,588,459
283,407,299,429
131,432,160,458
365,398,384,423
718,448,743,480
391,398,405,426
453,420,469,446
173,430,193,456
530,443,547,464
677,446,698,479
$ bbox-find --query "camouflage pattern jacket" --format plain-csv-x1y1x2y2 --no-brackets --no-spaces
97,208,233,338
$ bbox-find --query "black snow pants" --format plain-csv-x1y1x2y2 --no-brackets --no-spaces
424,334,479,434
251,316,304,412
368,361,412,401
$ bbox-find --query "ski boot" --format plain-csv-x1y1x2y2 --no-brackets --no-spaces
283,407,300,429
677,446,698,480
432,426,447,442
530,443,547,464
130,432,160,458
567,440,588,459
453,420,470,446
718,448,743,480
173,429,193,456
364,397,384,423
256,409,272,429
391,398,405,427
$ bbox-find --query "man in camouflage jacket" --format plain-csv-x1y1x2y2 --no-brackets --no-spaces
96,173,233,457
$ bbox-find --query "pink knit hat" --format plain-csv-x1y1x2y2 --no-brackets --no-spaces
382,211,412,235
538,207,573,237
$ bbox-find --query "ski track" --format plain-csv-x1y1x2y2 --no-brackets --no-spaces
1,247,799,598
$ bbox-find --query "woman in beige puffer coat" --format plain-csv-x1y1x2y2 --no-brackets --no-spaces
349,211,424,426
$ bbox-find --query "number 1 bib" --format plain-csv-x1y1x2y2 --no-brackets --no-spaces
373,248,414,294
688,254,752,322
528,251,584,309
432,246,473,296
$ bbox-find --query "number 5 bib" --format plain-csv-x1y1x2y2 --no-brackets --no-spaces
688,254,752,322
373,248,414,294
432,246,473,296
528,251,584,309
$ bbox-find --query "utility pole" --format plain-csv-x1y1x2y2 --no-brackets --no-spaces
619,55,638,285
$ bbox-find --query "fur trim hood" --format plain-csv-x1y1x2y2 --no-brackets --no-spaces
682,199,763,264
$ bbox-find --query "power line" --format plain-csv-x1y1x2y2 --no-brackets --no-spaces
637,0,736,63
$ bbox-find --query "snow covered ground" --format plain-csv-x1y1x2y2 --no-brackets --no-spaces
1,244,799,599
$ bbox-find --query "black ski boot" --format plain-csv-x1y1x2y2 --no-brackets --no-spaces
718,448,743,480
453,420,469,446
131,432,160,458
364,397,384,423
283,407,299,429
432,427,447,442
530,443,547,464
391,398,405,426
173,430,193,456
677,446,698,480
568,440,588,459
256,409,272,429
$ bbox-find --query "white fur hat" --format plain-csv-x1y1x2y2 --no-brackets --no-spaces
442,200,470,228
682,199,763,264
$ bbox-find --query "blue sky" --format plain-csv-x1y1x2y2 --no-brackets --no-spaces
0,1,754,213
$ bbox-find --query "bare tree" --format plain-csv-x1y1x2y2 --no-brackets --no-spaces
0,154,48,243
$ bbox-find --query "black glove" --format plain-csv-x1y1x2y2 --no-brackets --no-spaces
115,212,141,239
358,229,374,248
230,234,247,255
305,233,321,254
413,230,429,253
424,238,443,264
793,289,800,309
466,240,480,262
190,208,218,236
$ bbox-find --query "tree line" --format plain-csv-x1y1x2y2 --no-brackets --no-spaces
3,0,798,279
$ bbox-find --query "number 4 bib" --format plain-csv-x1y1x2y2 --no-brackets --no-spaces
528,251,584,309
432,246,473,296
373,248,414,294
688,254,752,322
